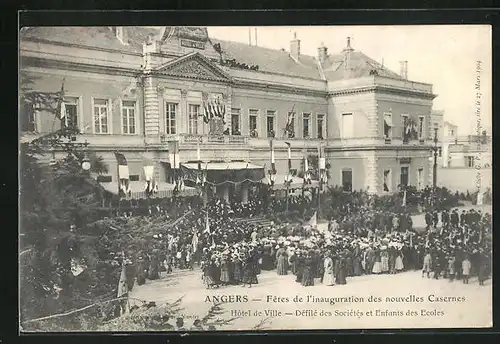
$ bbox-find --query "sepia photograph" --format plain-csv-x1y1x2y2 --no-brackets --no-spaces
19,24,492,332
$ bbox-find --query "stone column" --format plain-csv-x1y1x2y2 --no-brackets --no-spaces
144,76,160,136
223,91,231,134
364,152,378,193
180,89,188,134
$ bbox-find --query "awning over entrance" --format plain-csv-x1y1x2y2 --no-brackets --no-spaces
180,161,264,185
181,162,262,170
99,181,197,199
261,174,320,190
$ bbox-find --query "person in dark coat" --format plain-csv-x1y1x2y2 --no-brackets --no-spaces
301,252,315,286
276,246,288,275
242,253,258,288
136,256,147,286
219,255,231,285
425,212,432,230
148,253,160,280
335,255,347,285
295,251,305,283
232,254,243,285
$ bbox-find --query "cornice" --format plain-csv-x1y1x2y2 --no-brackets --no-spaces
328,85,436,100
21,56,141,78
21,37,142,56
232,79,328,98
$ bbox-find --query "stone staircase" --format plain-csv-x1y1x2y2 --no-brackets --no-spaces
235,215,273,228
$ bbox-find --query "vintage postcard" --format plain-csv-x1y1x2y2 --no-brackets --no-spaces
19,25,492,332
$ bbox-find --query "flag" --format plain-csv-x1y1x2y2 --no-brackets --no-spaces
204,211,210,234
143,165,154,192
306,211,317,227
58,81,66,123
192,231,199,253
477,189,483,205
115,152,130,196
285,141,292,172
117,260,128,298
284,106,295,137
168,141,180,169
402,189,407,207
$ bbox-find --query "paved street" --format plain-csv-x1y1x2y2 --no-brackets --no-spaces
129,203,492,331
130,268,492,330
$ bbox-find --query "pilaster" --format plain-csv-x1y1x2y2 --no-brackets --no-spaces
144,76,160,135
364,152,378,193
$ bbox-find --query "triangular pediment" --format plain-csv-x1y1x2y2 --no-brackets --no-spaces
154,52,230,83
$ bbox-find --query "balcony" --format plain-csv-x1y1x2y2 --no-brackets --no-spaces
160,133,249,146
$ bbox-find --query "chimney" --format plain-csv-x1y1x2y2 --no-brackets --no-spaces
400,61,408,79
115,27,129,45
343,37,354,78
317,42,328,63
290,32,300,60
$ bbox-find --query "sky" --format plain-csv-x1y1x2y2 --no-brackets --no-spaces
207,25,491,135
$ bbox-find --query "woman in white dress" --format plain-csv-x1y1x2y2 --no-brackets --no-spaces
323,253,335,286
372,250,382,274
395,249,405,272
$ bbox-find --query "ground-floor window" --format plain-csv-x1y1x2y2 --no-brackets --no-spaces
341,169,352,192
400,166,409,187
383,169,391,192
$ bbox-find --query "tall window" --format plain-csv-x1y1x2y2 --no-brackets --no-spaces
383,169,391,192
65,97,79,129
402,115,409,143
165,102,177,134
231,108,241,135
317,114,325,139
267,110,275,137
466,156,475,168
93,98,109,134
249,109,258,137
342,169,353,192
417,168,424,190
400,166,409,186
418,116,425,139
342,113,353,138
302,113,310,138
188,104,199,134
383,113,392,139
121,100,136,134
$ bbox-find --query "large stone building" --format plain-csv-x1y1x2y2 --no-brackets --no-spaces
20,26,438,200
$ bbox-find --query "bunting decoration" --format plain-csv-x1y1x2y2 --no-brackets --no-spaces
402,189,407,207
143,163,158,197
202,96,226,124
115,151,131,197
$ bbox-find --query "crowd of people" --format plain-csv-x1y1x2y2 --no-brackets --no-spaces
116,189,491,293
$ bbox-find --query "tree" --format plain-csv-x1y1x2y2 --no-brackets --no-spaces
20,72,111,321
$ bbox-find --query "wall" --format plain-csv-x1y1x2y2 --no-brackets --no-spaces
376,93,433,140
24,68,142,137
326,152,367,191
231,88,327,138
327,92,376,139
437,167,492,193
376,156,431,193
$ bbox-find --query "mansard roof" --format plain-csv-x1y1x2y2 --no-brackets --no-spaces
20,26,402,82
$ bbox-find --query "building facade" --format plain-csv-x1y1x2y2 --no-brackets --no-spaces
20,26,438,199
